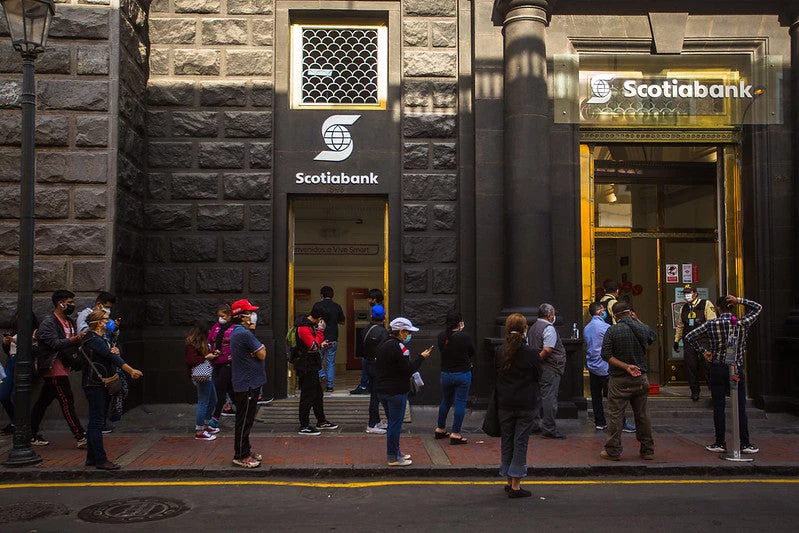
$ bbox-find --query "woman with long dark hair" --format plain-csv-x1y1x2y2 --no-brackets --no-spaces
434,310,475,444
185,321,218,441
495,313,541,498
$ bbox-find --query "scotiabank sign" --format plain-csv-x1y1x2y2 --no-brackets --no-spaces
553,55,782,126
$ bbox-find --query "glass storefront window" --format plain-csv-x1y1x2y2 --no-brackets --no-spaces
663,185,717,229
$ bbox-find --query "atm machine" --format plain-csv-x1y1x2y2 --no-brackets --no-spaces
346,288,372,370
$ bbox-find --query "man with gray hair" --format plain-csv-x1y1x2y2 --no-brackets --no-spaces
526,303,567,439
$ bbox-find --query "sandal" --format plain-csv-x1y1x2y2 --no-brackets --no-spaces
450,436,468,445
434,430,450,440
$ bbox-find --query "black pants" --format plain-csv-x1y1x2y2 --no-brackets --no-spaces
232,388,259,460
31,375,84,439
683,343,705,395
212,363,233,419
589,372,609,427
297,369,325,427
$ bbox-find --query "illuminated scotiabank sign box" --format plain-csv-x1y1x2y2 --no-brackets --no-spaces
554,54,783,126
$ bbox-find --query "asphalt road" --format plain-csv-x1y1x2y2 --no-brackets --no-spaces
1,477,797,532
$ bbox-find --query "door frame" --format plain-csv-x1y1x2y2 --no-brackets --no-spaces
579,140,744,385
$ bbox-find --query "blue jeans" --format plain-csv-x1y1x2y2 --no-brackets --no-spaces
437,371,471,434
709,363,750,447
84,386,108,465
378,392,407,462
0,355,15,420
318,342,337,389
194,379,217,430
358,359,370,390
498,408,535,479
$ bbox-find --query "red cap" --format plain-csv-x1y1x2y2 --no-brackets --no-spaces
231,299,259,315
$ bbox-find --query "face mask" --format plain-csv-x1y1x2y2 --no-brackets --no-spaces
218,317,227,325
102,306,112,314
106,319,116,333
603,311,609,320
460,322,465,330
64,304,75,316
404,334,412,344
249,312,258,326
684,294,694,302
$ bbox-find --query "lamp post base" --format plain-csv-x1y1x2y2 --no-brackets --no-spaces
3,447,42,467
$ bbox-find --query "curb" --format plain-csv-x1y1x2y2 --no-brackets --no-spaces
2,463,798,482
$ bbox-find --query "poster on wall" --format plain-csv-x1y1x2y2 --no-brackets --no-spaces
681,263,693,283
666,264,679,283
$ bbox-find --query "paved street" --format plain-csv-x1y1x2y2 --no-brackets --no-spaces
1,478,798,531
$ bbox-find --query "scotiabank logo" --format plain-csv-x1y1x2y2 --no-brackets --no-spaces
587,75,614,104
314,115,361,162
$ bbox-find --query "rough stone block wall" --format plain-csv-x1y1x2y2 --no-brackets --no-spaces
401,0,458,326
145,0,274,328
0,3,115,323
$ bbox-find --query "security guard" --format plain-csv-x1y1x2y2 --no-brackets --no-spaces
673,284,716,401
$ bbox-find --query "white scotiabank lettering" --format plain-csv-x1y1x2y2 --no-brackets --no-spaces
620,79,753,99
295,172,379,185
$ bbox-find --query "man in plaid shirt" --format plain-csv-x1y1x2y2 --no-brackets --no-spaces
684,295,762,454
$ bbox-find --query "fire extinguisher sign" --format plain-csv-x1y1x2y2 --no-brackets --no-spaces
666,264,679,283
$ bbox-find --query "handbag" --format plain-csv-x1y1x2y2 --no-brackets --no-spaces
481,388,501,437
81,343,124,395
191,360,213,382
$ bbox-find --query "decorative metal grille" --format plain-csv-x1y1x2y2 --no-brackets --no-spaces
301,27,380,105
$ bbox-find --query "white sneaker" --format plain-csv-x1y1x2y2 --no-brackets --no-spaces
366,425,387,434
399,452,411,460
376,420,388,430
387,458,412,466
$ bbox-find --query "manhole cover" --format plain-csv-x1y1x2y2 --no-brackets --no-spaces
78,497,189,524
0,501,70,524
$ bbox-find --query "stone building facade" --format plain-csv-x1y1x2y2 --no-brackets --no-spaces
1,0,797,412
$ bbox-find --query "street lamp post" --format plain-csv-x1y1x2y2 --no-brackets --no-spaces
1,0,55,467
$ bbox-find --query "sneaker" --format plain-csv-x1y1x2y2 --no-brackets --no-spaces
31,434,49,446
325,387,334,393
399,452,411,460
257,395,273,405
600,450,620,461
387,458,412,466
705,443,727,453
508,487,532,499
232,457,260,468
595,424,608,430
298,426,321,436
76,437,87,449
366,425,387,434
205,425,220,435
317,421,339,430
1,423,14,435
195,430,217,441
741,444,759,454
376,420,388,430
640,452,655,460
221,406,236,417
101,426,113,434
208,418,220,430
350,387,369,395
622,422,636,433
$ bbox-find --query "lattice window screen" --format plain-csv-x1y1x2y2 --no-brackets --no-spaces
294,25,385,106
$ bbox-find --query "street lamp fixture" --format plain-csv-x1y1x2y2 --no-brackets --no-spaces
1,0,55,467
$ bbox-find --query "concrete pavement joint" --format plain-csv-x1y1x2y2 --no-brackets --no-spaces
114,433,161,467
420,434,452,466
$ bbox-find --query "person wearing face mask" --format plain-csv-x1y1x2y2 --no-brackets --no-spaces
207,303,235,431
30,290,88,448
674,284,717,402
434,310,475,444
294,308,338,435
375,317,432,466
76,292,117,334
81,309,142,469
526,303,567,439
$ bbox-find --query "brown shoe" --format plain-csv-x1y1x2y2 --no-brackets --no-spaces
640,452,654,460
600,450,620,461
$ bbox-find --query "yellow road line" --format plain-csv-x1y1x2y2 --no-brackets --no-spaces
1,479,798,490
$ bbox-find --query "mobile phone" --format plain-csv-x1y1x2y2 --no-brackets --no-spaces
428,345,435,351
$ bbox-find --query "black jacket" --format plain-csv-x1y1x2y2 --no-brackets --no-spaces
361,322,389,361
437,330,475,373
81,331,126,388
375,336,425,396
293,316,322,373
36,312,78,372
495,344,541,410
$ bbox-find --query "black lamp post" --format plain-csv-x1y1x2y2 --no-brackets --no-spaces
1,0,54,467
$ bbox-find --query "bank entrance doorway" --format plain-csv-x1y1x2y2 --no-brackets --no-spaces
287,196,388,393
581,143,743,387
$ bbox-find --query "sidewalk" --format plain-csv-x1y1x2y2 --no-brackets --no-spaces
1,404,798,480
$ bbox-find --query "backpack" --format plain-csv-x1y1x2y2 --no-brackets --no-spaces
285,325,301,364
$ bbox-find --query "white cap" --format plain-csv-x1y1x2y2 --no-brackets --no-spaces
389,317,419,332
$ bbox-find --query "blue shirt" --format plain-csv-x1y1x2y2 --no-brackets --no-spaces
230,325,265,392
583,315,610,376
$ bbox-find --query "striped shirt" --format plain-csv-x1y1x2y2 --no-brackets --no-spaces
683,298,762,367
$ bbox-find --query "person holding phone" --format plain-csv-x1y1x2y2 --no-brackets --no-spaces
435,310,475,445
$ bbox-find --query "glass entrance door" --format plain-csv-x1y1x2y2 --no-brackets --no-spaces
582,143,739,387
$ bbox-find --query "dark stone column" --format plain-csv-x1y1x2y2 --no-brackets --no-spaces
497,0,555,316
